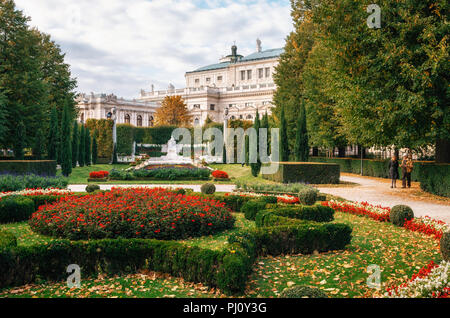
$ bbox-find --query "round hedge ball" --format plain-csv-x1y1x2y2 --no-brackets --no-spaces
279,286,328,298
201,183,216,195
390,205,414,227
440,231,450,262
298,188,318,206
86,184,101,193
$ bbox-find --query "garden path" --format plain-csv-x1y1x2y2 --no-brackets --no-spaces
318,173,450,224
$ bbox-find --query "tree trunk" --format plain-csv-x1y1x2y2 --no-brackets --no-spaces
436,139,450,163
338,147,346,158
357,145,366,159
312,147,319,157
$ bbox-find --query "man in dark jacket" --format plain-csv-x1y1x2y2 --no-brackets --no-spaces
389,155,399,188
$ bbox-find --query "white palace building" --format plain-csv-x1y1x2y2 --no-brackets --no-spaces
76,40,282,127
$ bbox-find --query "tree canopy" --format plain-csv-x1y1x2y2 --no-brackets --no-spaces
155,95,192,127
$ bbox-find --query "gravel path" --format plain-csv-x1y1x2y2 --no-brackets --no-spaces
318,174,450,224
68,184,236,193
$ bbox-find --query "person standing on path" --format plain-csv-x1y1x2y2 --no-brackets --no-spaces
401,154,413,188
389,155,399,188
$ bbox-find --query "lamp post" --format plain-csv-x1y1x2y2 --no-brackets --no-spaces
223,107,229,164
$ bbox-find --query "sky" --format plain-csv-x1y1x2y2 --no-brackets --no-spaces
15,0,292,99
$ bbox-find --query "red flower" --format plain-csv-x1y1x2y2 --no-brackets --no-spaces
212,170,229,179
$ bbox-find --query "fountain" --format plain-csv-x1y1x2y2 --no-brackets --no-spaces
132,136,194,170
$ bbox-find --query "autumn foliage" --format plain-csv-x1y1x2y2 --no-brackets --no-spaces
154,95,192,126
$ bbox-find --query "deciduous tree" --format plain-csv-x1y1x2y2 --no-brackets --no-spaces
154,96,192,126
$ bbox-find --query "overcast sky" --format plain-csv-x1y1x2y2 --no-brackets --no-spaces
15,0,292,98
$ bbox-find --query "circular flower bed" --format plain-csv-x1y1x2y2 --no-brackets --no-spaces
29,188,235,240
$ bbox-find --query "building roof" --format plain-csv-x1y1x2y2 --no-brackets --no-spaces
187,47,284,74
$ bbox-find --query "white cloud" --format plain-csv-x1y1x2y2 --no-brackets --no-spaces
15,0,292,98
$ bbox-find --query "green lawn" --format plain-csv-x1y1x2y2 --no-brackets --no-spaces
0,211,441,298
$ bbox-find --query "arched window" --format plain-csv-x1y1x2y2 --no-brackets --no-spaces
246,114,253,120
80,113,85,123
125,114,131,124
194,118,200,126
137,115,143,127
231,116,236,120
149,116,154,127
106,112,112,119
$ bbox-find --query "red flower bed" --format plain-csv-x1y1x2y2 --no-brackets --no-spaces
89,171,109,179
322,201,390,222
29,188,235,240
212,170,229,179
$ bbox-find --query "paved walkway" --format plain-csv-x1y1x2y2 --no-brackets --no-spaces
68,184,236,193
318,174,450,224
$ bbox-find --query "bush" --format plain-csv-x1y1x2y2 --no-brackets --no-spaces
0,160,57,177
298,188,318,206
111,168,211,181
29,188,235,240
0,174,68,192
89,171,109,179
201,183,216,195
235,181,311,194
258,196,278,204
0,230,17,249
262,162,340,184
390,205,414,227
86,184,101,193
213,194,252,212
229,223,352,257
241,200,268,220
0,196,35,223
279,286,328,298
258,205,335,224
440,231,450,261
418,164,450,198
212,170,229,179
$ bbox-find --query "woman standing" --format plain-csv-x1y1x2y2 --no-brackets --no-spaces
389,155,399,188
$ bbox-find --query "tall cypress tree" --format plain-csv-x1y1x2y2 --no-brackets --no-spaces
48,106,59,161
280,107,289,162
71,121,78,168
78,124,85,167
261,111,270,157
92,131,98,165
85,127,91,166
60,103,72,176
14,121,25,160
250,111,262,177
33,128,44,160
294,101,309,162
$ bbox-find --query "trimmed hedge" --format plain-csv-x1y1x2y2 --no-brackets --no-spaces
298,188,318,205
0,231,17,249
259,205,335,224
0,196,35,224
0,161,56,177
212,194,253,212
418,164,450,198
440,232,450,261
201,183,216,195
242,200,268,220
0,174,68,192
262,162,340,184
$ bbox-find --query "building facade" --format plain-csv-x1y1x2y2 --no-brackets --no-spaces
77,40,283,127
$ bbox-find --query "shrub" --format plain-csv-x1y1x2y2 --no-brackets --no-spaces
86,184,101,193
258,196,278,204
298,188,318,206
0,196,35,223
0,230,17,249
212,170,229,179
440,231,450,261
0,174,68,192
201,183,216,195
279,286,328,298
258,205,335,224
0,160,57,177
262,162,340,184
390,205,414,227
242,200,267,220
213,194,252,212
418,164,450,198
89,171,109,179
29,188,235,240
109,169,135,181
235,181,311,194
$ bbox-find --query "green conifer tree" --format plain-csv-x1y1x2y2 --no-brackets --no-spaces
294,101,309,162
71,121,78,168
78,124,85,167
48,106,59,161
60,103,72,176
